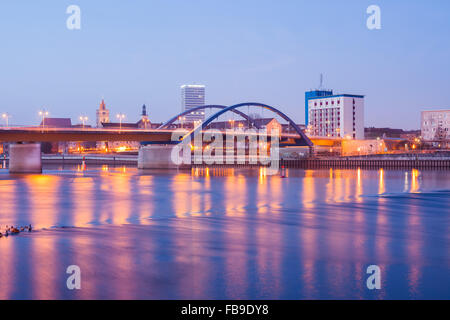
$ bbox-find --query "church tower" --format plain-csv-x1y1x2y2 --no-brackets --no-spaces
96,99,110,127
140,104,150,128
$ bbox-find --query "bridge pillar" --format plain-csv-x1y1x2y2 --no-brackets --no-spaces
9,143,42,173
138,145,181,169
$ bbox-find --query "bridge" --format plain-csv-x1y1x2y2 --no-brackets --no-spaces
0,102,338,172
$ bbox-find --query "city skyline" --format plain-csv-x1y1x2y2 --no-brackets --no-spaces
0,0,449,129
0,1,449,303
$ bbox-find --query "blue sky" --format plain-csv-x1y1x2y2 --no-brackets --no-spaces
0,0,449,129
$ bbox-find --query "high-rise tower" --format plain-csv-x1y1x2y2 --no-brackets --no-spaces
181,84,205,122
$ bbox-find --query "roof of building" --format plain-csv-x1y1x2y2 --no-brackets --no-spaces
40,118,72,127
101,122,139,129
421,109,450,113
253,118,279,126
72,124,93,128
309,94,365,100
181,84,205,89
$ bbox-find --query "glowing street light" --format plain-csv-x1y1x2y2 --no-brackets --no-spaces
2,113,11,128
39,109,49,128
116,113,125,130
79,116,88,128
179,116,186,128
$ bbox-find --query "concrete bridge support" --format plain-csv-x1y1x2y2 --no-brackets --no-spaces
138,145,181,169
9,143,42,173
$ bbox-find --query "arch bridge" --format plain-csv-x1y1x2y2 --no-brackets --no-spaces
153,102,313,147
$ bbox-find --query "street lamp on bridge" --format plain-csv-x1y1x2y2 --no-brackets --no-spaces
39,109,49,128
79,116,88,128
116,113,126,130
2,113,11,128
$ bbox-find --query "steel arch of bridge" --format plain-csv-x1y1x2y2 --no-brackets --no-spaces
186,102,313,147
158,105,254,129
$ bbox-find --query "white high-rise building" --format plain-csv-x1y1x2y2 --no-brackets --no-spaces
421,109,450,141
181,84,206,122
308,94,365,139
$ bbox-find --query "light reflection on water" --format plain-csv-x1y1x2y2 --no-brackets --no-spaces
0,166,449,299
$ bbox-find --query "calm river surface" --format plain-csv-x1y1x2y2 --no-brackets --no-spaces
0,165,449,299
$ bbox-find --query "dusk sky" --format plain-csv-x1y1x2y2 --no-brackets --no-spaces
0,0,449,129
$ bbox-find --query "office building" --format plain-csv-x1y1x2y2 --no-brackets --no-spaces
308,94,365,139
181,84,206,122
305,89,333,125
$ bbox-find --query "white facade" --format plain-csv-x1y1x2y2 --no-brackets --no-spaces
307,94,364,139
421,109,450,141
181,84,206,122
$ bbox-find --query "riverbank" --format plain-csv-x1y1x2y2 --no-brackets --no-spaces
1,152,449,170
44,154,137,166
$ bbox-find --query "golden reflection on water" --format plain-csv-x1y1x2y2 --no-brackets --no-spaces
411,169,420,193
24,175,61,299
378,168,385,195
302,170,316,209
406,193,422,298
224,173,248,298
0,166,442,299
137,176,155,223
404,171,409,192
110,173,132,225
70,177,97,299
356,168,363,202
71,177,95,226
352,200,367,298
0,181,16,299
0,236,15,299
25,175,61,229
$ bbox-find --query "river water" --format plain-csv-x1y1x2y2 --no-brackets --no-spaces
0,165,449,299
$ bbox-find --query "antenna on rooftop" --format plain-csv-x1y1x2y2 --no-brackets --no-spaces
319,73,324,90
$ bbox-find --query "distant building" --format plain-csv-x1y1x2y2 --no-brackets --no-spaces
101,104,152,129
96,99,110,127
421,109,450,142
365,127,420,139
137,104,151,129
181,84,205,122
99,104,154,150
40,118,72,127
307,94,365,139
208,118,282,134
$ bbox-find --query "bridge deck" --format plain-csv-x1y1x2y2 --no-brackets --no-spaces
0,127,339,146
0,128,174,142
